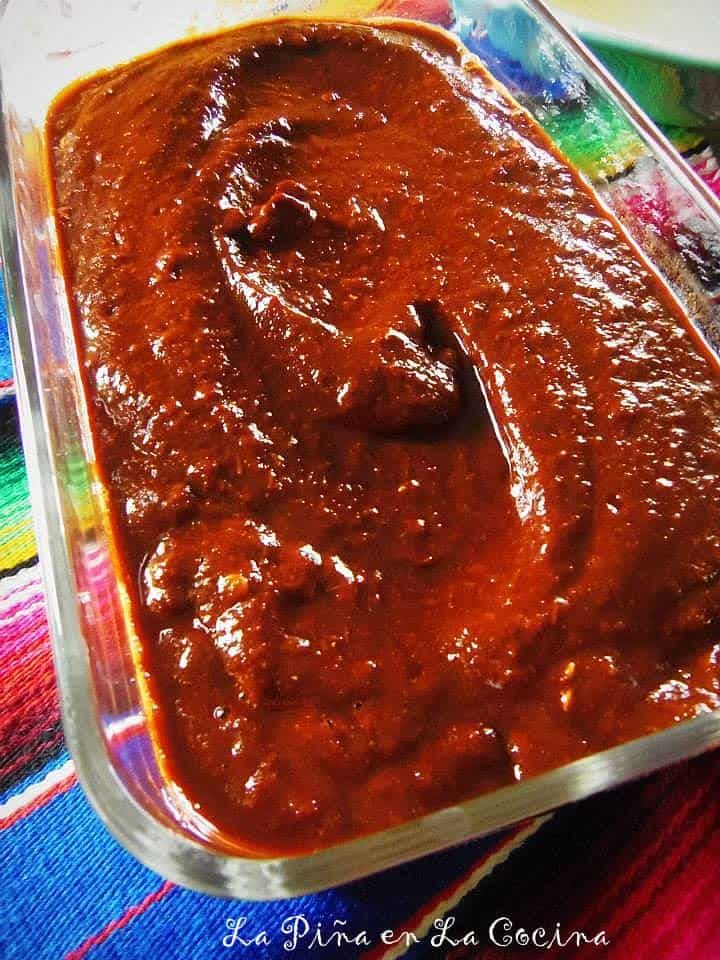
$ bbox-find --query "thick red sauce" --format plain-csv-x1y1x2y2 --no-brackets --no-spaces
48,19,720,853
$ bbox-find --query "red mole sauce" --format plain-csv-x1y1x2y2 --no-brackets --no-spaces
48,19,720,853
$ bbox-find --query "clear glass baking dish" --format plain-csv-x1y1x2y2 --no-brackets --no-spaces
2,0,720,899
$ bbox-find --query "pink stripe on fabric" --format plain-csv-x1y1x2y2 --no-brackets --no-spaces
65,882,176,960
559,766,717,948
0,564,43,605
600,776,720,956
638,828,720,960
689,149,720,199
592,804,720,960
0,605,50,664
684,858,720,960
0,590,46,631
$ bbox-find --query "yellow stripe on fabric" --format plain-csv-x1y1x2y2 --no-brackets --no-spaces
0,431,37,572
0,520,37,572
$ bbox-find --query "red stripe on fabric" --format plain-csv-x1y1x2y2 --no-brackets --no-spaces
363,821,532,960
0,769,77,831
65,881,176,960
0,631,53,688
558,763,717,948
684,856,720,960
0,643,58,732
374,0,451,25
592,776,717,957
1,717,63,771
0,727,65,786
630,831,720,960
468,767,687,960
610,827,719,960
0,701,62,777
0,701,61,773
521,762,720,960
456,761,716,960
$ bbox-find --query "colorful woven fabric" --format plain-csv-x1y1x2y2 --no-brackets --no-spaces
0,305,542,957
2,28,720,958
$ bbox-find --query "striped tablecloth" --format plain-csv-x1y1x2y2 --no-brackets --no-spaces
2,111,720,960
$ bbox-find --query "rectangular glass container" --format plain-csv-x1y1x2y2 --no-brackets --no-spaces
2,0,720,899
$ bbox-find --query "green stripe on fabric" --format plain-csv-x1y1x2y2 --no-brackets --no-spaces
0,403,36,571
540,93,645,181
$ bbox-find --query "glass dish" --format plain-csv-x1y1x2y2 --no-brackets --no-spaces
544,0,720,128
1,0,720,900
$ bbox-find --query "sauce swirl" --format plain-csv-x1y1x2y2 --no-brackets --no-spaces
48,19,720,852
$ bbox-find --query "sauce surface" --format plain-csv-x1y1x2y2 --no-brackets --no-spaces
48,19,720,853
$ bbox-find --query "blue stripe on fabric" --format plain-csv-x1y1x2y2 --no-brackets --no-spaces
0,271,13,385
85,833,507,960
0,748,512,960
0,784,166,960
